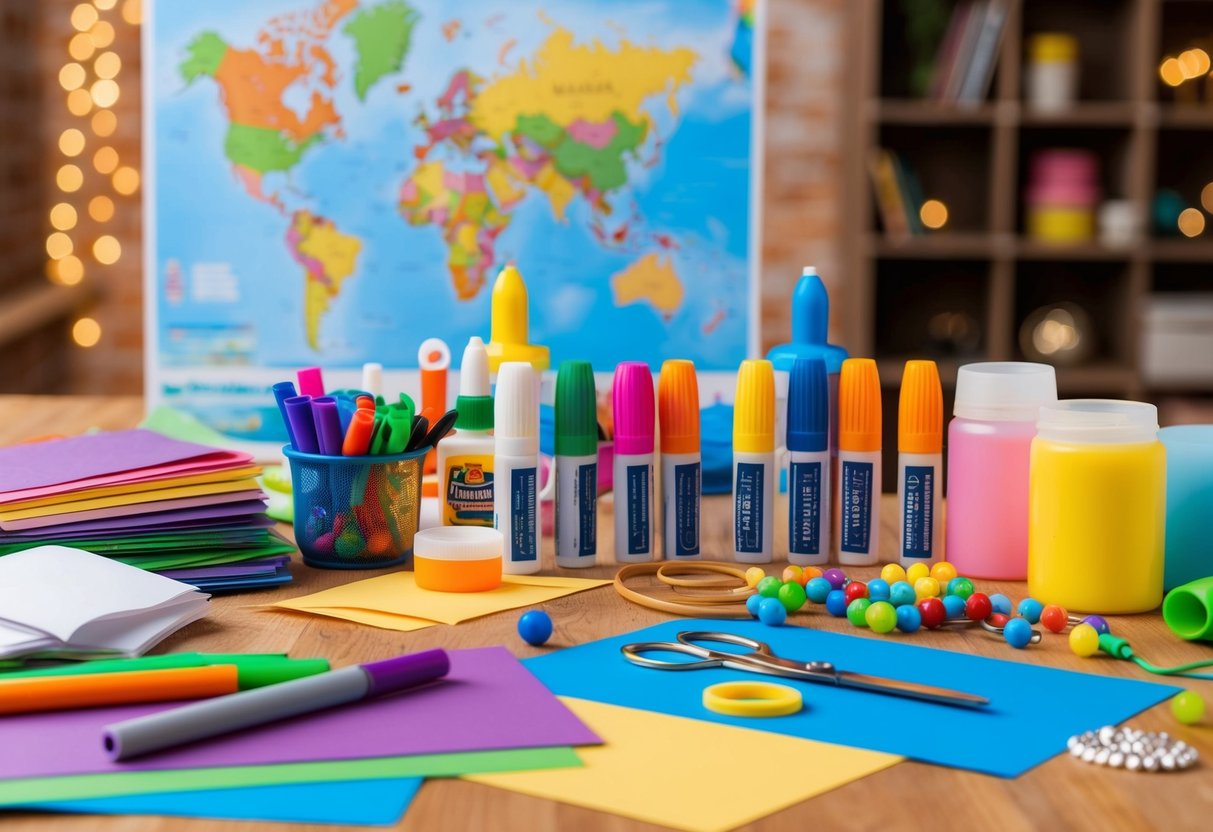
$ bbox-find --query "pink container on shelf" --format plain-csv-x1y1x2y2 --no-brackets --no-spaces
945,362,1057,579
1025,149,1100,243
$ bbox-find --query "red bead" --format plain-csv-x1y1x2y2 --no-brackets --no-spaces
918,597,946,629
965,592,992,621
1040,604,1068,633
844,581,869,605
989,612,1010,628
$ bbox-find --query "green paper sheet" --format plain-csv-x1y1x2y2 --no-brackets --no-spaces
0,747,579,806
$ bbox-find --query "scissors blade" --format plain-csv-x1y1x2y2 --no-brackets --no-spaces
832,670,989,709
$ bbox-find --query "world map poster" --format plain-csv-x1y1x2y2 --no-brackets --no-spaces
145,0,762,442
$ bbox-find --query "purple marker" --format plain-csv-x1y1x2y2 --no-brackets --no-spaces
273,381,299,449
283,395,319,454
312,396,343,456
103,649,450,761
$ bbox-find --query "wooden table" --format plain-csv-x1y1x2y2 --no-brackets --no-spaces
2,396,1210,832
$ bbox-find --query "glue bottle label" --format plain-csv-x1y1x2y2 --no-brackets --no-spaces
841,461,873,553
790,460,822,554
901,465,934,559
673,462,701,557
734,462,765,554
577,462,597,556
625,464,650,555
444,457,494,526
508,467,538,562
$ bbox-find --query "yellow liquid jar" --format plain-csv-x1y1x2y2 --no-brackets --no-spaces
1028,400,1165,613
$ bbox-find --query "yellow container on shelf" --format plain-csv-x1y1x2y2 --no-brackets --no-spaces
1026,205,1095,243
1027,400,1165,613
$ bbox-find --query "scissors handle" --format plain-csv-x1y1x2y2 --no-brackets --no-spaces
676,631,771,654
620,641,724,670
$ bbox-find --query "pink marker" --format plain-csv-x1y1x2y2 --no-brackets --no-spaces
613,362,655,563
297,366,325,399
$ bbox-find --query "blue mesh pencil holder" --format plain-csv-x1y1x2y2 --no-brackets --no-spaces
284,445,429,569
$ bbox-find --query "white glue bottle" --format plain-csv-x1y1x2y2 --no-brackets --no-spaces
786,357,831,567
658,360,701,560
837,358,882,566
612,362,655,563
898,360,943,567
494,362,540,575
554,360,599,568
438,337,495,527
732,360,775,564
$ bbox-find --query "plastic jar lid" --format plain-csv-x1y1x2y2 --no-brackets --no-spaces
413,527,503,592
953,362,1058,422
1036,399,1159,444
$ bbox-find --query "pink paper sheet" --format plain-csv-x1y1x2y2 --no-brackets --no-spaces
0,648,599,778
0,491,265,531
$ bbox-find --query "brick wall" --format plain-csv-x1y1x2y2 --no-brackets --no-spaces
40,0,845,394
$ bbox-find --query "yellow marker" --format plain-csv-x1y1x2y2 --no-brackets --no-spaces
485,264,550,375
732,360,775,564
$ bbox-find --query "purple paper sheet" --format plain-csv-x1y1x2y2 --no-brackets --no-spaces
0,501,271,537
0,647,599,778
1,491,265,531
158,557,291,581
0,515,276,541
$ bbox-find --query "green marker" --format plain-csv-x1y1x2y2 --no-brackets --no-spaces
0,653,331,689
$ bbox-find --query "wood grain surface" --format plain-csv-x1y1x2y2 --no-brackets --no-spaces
1,396,1210,832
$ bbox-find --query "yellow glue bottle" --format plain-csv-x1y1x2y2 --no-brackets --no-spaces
485,264,550,401
438,337,495,527
1027,400,1165,613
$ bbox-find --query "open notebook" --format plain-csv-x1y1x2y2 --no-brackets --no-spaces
0,546,210,659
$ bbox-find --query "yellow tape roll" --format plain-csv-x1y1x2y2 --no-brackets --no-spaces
702,681,803,717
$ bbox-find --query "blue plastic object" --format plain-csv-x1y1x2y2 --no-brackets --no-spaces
766,268,848,375
989,593,1012,616
825,589,848,617
1017,598,1044,624
867,579,891,602
786,357,829,453
757,597,787,626
805,577,832,604
942,595,967,620
1003,617,1034,649
746,594,764,617
518,610,554,646
889,581,917,607
895,604,922,633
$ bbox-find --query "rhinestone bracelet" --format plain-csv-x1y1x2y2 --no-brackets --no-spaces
1068,725,1199,772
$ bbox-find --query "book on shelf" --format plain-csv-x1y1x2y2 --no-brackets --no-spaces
868,149,926,239
928,0,1009,106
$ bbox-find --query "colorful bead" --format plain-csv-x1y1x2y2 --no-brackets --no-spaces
965,592,992,622
518,610,553,646
989,612,1010,628
1017,597,1044,624
777,581,808,613
930,561,958,585
846,598,872,627
867,578,891,602
745,566,766,588
1003,617,1033,649
947,577,974,600
757,597,788,626
805,577,832,604
1170,690,1206,725
823,568,847,589
889,581,917,607
843,581,869,605
906,563,931,585
825,589,848,617
989,593,1012,616
782,565,804,585
745,594,764,618
914,576,940,601
918,597,946,629
1068,622,1100,656
757,576,782,598
1081,615,1110,635
1041,604,1069,633
865,601,897,634
802,566,824,582
880,563,907,585
895,604,922,633
942,594,966,620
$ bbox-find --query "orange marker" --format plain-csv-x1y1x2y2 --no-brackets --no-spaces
898,360,943,568
837,358,882,566
419,338,451,476
0,665,238,715
355,395,375,412
342,409,375,456
658,360,701,560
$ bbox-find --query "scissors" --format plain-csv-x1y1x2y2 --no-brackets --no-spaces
621,631,989,709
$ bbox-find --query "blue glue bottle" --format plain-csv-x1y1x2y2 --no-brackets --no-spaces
786,357,831,567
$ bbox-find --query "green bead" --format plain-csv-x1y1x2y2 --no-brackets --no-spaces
335,528,366,558
947,577,974,600
1171,690,1206,725
757,576,782,598
777,581,807,612
846,598,872,627
864,600,897,634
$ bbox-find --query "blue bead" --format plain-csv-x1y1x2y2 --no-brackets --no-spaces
757,597,787,626
825,589,848,617
895,604,922,633
1003,617,1033,649
1017,598,1044,624
942,594,966,620
518,610,553,646
867,578,891,602
1082,614,1110,635
746,593,764,618
889,581,917,607
989,593,1012,616
805,577,832,604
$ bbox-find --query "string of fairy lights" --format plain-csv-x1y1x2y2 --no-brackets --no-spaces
48,0,142,349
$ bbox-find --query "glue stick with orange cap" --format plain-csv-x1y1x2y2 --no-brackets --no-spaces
837,358,882,566
659,359,701,560
898,360,943,567
733,360,775,564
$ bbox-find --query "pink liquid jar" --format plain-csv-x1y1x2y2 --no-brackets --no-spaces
946,363,1057,579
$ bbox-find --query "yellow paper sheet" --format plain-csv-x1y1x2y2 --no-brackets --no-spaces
0,466,262,511
467,698,902,832
271,572,610,631
0,479,262,521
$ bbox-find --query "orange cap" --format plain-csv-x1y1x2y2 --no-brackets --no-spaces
839,358,882,452
658,360,700,454
898,360,943,453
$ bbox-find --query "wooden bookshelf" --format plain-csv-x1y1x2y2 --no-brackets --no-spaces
844,0,1213,473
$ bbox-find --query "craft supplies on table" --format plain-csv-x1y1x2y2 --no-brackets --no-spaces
946,362,1058,579
786,357,830,566
613,562,753,617
1068,725,1198,773
658,359,702,561
555,359,600,567
1159,425,1213,590
732,360,776,564
897,359,943,567
495,362,541,575
412,527,503,592
440,336,496,527
1028,400,1165,613
837,358,882,565
612,361,656,563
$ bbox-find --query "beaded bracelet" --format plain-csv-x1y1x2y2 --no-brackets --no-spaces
1067,725,1199,772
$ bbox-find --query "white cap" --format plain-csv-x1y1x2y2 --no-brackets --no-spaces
413,526,503,561
494,361,537,456
953,362,1057,422
361,362,383,397
418,338,451,371
459,336,490,397
1037,399,1158,444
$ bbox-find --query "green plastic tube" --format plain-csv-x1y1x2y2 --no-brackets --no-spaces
0,653,331,689
1162,576,1213,641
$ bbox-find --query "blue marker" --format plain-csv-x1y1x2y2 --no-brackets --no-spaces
787,357,830,567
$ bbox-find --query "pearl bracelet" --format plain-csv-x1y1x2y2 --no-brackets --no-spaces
1067,725,1199,772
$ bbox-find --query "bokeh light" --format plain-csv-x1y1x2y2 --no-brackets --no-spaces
91,109,117,137
69,33,96,61
72,317,102,348
1160,58,1184,88
93,146,119,174
54,256,85,286
50,203,79,231
94,0,117,9
90,20,115,48
91,79,120,108
113,166,140,195
94,52,121,80
57,164,84,192
920,199,949,230
1201,183,1213,214
59,63,86,91
58,128,86,157
46,233,74,260
67,88,93,116
121,0,142,25
71,3,99,32
89,195,115,222
93,235,122,265
1179,208,1206,238
1179,49,1211,79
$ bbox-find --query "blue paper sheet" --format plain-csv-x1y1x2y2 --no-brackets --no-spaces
29,778,422,826
525,619,1179,778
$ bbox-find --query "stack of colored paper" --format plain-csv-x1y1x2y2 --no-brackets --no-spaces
0,430,294,591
